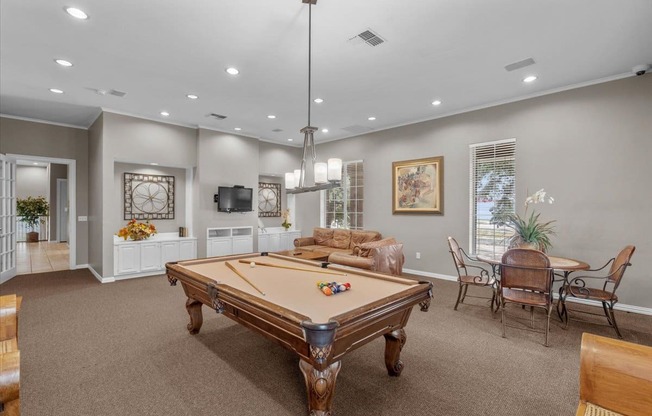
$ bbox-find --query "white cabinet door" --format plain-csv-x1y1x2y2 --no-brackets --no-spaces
209,238,232,257
116,244,141,275
232,236,253,254
258,234,269,253
161,241,180,266
140,242,162,271
179,240,196,260
268,233,281,252
280,232,291,250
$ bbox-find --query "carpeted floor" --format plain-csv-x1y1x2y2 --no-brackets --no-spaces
2,269,651,416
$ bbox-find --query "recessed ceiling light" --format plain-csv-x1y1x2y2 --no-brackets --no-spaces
49,88,64,94
288,138,293,142
431,100,442,106
160,111,170,117
368,116,376,121
55,59,73,67
234,127,242,131
150,163,159,166
523,75,537,83
267,115,276,119
186,94,198,100
321,128,329,133
33,162,39,165
313,98,324,103
65,7,88,19
225,67,239,75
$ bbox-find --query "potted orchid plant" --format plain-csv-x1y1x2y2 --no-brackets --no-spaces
281,209,292,230
492,189,556,252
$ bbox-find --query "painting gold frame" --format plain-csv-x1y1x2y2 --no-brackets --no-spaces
392,156,443,214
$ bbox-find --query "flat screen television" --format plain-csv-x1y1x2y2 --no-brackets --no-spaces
216,186,253,213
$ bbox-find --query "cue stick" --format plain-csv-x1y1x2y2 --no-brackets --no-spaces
225,261,266,296
238,259,347,277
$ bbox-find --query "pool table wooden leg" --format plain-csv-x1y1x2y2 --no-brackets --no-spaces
299,359,341,416
384,328,406,376
185,298,203,335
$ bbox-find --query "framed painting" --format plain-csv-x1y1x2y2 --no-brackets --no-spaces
392,156,443,214
124,173,175,220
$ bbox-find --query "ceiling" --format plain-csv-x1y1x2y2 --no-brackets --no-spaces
1,0,651,146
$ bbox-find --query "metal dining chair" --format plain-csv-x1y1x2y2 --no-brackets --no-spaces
558,245,635,338
447,237,498,313
500,249,554,346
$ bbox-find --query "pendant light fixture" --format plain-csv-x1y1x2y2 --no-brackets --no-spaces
285,0,342,194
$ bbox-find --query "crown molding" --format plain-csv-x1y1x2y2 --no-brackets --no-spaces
0,113,89,130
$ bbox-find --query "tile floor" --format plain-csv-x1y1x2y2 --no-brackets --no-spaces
16,241,70,274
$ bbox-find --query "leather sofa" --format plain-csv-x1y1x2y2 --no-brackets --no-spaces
294,228,405,275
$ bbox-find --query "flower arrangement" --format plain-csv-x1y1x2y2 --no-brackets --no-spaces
281,209,292,230
492,189,555,252
117,219,157,241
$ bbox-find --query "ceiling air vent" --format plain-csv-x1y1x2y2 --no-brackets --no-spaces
272,129,283,132
341,125,373,134
351,29,386,47
504,58,535,72
207,113,227,120
85,87,127,97
108,89,126,97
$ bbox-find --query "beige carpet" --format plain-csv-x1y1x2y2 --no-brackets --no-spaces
2,269,651,416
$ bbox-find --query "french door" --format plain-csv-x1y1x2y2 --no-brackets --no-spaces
0,154,17,283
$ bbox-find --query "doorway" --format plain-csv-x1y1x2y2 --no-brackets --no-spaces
8,154,76,278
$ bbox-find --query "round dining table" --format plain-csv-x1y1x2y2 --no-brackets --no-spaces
476,253,590,279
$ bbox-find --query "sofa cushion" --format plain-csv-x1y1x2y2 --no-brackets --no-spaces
357,237,398,257
313,228,334,246
332,229,352,249
349,230,382,248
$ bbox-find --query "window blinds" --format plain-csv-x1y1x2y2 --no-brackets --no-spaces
469,139,516,256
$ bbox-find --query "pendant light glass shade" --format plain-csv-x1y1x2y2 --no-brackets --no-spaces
314,162,328,184
285,172,295,189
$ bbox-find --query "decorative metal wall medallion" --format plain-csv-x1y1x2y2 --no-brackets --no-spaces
124,173,175,220
258,182,281,217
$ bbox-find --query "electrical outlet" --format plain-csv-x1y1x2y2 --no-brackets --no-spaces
416,252,421,259
78,216,87,222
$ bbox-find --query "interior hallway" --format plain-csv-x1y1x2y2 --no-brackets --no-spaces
16,241,70,274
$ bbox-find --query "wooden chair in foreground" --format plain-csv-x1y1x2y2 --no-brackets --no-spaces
447,237,497,313
559,246,635,339
0,294,21,416
578,333,652,416
499,249,554,346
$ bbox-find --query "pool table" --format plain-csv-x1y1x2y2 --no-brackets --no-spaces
166,252,432,415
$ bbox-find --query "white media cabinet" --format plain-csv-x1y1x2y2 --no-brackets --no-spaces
258,227,301,252
206,226,254,257
113,232,197,279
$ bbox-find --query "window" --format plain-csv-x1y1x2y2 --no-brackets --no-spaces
323,160,364,229
469,139,516,256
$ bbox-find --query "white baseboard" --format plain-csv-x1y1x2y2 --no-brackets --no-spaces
404,268,652,316
403,268,457,282
78,264,115,283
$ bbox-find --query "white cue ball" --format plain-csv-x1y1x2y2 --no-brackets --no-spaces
250,262,256,268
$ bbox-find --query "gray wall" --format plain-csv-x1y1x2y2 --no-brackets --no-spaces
49,163,68,241
195,128,260,257
88,113,104,275
0,117,89,265
100,112,197,277
300,75,652,308
16,165,48,199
